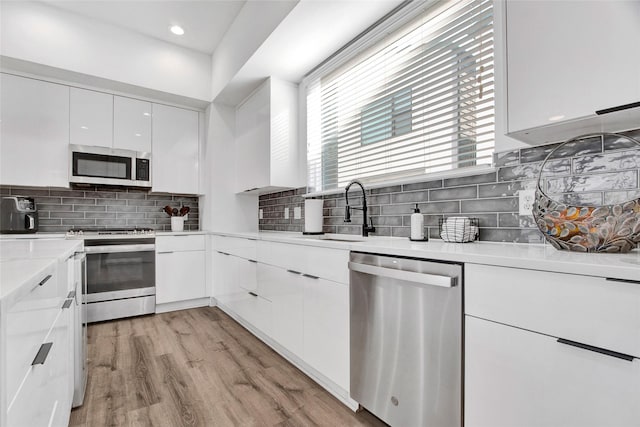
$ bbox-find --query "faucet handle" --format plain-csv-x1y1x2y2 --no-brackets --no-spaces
344,205,351,223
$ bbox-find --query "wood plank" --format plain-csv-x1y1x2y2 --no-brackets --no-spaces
70,307,386,426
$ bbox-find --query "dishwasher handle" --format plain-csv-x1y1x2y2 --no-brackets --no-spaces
348,262,457,288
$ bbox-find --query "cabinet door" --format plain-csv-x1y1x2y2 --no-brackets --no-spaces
465,316,640,427
113,96,152,152
258,264,303,358
235,81,270,192
156,251,206,304
303,277,349,391
8,309,71,427
70,88,113,148
151,104,199,194
0,73,70,187
506,1,640,133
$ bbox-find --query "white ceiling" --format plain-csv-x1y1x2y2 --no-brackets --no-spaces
41,0,246,54
30,0,405,105
216,0,406,105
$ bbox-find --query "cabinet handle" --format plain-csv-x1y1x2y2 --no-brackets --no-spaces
62,299,73,309
287,269,301,275
247,238,257,241
595,101,640,115
32,342,53,366
557,338,634,362
248,291,258,297
217,251,230,256
31,274,52,292
157,251,174,254
302,273,319,280
248,259,257,263
606,277,640,285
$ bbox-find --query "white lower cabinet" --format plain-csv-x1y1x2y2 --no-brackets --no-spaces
212,236,351,401
8,309,71,427
259,264,304,358
465,263,640,427
302,276,349,391
465,316,640,427
155,235,206,306
2,261,72,427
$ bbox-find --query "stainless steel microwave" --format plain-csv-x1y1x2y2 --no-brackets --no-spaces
69,144,151,188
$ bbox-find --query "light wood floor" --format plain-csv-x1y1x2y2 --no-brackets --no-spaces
69,307,387,427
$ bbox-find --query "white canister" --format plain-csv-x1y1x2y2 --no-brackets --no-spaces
171,216,185,232
304,199,324,233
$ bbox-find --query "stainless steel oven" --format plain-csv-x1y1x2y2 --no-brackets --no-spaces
84,238,155,323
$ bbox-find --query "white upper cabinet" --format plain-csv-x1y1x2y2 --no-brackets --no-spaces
113,97,152,152
152,104,199,194
505,0,640,144
70,89,152,152
235,77,303,193
0,73,70,187
70,88,113,148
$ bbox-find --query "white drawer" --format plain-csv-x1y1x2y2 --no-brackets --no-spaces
7,309,70,427
212,235,257,260
156,234,205,252
465,263,640,358
5,265,62,401
257,240,349,284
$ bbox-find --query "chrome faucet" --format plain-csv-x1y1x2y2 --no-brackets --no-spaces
344,180,376,237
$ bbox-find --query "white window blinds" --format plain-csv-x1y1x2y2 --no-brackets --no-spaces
306,0,495,193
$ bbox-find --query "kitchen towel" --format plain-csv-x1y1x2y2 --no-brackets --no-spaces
304,199,324,233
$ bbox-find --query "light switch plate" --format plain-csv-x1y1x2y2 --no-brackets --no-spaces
259,209,263,219
293,206,301,219
519,189,536,215
284,207,289,219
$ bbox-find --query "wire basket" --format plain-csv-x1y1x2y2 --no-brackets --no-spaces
439,217,479,243
532,132,640,253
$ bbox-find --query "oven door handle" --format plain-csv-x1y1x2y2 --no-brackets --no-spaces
84,244,156,254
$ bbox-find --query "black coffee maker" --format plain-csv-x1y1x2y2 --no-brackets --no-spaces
0,196,39,233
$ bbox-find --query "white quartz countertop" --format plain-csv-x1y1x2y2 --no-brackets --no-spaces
210,231,640,282
0,239,83,262
0,239,83,301
156,231,208,236
0,258,57,300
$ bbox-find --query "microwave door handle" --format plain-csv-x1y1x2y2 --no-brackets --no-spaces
25,214,35,230
84,244,155,254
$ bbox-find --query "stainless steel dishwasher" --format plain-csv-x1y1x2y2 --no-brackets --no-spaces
349,251,462,427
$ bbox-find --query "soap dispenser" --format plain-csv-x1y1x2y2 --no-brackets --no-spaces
410,204,426,241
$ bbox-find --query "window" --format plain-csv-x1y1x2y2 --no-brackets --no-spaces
306,0,494,193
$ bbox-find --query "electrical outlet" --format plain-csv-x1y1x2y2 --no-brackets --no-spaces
519,189,536,215
259,209,263,219
284,207,289,219
293,206,301,219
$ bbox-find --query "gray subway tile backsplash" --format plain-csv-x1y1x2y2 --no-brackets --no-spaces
258,128,640,244
0,185,199,232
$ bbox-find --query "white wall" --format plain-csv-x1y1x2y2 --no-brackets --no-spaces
210,0,298,103
0,1,211,102
201,103,257,232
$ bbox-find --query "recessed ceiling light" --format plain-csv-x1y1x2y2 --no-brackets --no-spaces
548,115,565,122
170,25,184,36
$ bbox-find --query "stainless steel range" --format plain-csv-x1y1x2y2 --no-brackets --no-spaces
67,228,156,323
